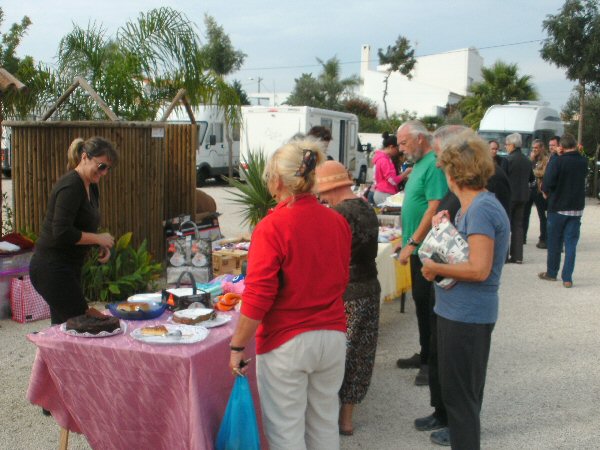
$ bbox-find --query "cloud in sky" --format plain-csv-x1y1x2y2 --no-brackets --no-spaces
2,0,576,111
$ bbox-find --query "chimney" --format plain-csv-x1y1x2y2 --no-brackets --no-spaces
361,45,371,78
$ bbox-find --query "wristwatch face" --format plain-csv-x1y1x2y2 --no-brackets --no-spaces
408,238,419,246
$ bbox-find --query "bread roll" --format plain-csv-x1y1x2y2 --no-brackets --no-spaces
117,302,149,312
140,325,168,336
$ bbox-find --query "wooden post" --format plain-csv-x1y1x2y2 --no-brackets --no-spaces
160,89,196,124
59,427,69,450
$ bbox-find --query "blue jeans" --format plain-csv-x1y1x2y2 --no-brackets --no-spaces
546,212,582,282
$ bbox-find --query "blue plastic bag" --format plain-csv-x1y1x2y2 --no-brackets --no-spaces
215,376,260,450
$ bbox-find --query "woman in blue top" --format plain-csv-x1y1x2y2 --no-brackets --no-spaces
421,131,510,449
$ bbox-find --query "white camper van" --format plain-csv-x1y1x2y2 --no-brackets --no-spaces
162,105,240,186
240,106,368,183
478,101,564,155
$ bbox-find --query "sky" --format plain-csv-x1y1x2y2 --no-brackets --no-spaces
2,0,576,113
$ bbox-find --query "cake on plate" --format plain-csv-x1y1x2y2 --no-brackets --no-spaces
172,308,215,325
66,309,121,335
140,325,169,336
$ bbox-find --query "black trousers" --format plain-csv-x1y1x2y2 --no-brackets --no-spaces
29,254,88,325
523,189,548,243
428,287,446,422
409,254,432,365
438,316,494,450
509,200,526,261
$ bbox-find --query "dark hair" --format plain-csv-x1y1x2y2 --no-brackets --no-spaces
382,131,397,148
549,135,561,144
67,137,119,170
307,126,332,142
488,139,499,146
559,133,576,150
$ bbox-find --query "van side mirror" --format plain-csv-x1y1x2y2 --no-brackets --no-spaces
209,135,217,146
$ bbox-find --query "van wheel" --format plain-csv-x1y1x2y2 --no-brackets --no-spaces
357,166,367,184
196,167,210,187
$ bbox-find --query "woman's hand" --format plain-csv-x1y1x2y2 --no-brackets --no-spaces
96,232,115,249
421,258,437,281
402,167,413,180
98,246,111,264
229,351,247,376
432,210,449,227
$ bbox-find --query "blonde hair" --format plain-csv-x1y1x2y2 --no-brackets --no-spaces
264,139,326,196
67,136,119,170
438,131,494,190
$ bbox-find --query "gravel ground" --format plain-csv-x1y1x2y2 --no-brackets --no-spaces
1,181,599,449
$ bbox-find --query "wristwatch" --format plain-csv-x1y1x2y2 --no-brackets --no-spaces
407,237,420,247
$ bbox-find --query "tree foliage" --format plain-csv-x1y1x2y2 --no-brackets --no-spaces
0,8,53,119
286,57,360,110
458,61,537,129
541,0,600,143
562,86,600,157
378,35,416,120
342,97,378,119
199,14,246,76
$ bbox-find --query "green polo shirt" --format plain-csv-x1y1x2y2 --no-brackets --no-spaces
401,151,448,249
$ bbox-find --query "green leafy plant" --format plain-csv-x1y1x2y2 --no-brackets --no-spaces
1,192,14,236
225,150,276,228
82,232,163,303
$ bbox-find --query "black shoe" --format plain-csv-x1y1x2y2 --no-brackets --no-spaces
507,258,523,264
430,427,451,446
536,241,547,249
414,414,446,431
396,353,421,369
42,408,51,417
415,365,429,386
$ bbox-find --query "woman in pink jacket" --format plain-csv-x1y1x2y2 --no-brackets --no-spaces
372,132,411,205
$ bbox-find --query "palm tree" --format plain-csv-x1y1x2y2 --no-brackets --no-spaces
459,61,537,129
54,7,233,120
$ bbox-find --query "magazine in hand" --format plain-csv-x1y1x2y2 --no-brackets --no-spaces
418,217,469,289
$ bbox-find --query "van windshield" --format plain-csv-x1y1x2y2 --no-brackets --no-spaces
478,131,533,157
197,121,209,145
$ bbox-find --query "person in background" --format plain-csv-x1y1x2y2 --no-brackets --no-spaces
30,137,118,326
372,131,412,205
421,131,510,449
315,160,381,437
538,133,588,288
505,132,533,263
523,139,549,249
308,126,334,160
395,120,448,386
489,139,508,173
548,135,562,160
229,140,351,450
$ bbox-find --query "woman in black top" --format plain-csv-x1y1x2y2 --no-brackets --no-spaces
315,160,381,436
30,137,118,324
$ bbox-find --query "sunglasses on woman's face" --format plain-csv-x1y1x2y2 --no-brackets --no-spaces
87,154,111,172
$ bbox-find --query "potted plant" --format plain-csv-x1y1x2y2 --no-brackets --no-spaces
225,150,276,228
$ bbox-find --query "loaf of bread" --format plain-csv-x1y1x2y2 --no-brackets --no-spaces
140,325,168,336
117,302,149,312
172,308,215,325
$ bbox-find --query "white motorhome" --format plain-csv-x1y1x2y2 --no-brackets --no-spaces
240,106,368,183
478,101,564,155
161,105,240,186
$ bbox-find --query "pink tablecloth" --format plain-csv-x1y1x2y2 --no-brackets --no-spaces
26,311,264,450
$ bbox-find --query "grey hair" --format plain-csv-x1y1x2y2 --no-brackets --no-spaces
559,133,576,150
433,125,471,151
397,120,433,144
505,132,522,147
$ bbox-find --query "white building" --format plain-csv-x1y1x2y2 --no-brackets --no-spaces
359,44,484,118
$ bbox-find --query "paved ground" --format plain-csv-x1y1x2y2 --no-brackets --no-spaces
1,180,599,449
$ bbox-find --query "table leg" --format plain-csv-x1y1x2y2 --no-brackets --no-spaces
400,292,406,313
59,427,69,450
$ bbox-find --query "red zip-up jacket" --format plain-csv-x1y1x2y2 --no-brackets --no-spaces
241,194,351,354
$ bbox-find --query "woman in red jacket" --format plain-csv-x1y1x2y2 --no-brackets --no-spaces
229,139,352,450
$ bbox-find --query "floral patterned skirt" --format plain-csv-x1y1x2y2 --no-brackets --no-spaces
339,282,381,404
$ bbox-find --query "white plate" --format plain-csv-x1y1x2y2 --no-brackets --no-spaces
168,314,232,329
130,324,209,344
127,293,163,303
60,321,126,338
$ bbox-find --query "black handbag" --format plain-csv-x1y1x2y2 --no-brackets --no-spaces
162,271,212,311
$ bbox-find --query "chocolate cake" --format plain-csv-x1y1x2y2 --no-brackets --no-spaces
66,310,121,334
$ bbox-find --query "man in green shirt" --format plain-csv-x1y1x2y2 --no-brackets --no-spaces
395,120,448,386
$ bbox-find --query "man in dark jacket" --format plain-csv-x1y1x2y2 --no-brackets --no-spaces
538,133,587,288
505,133,533,263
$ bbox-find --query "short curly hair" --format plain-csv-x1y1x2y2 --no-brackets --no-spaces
438,131,494,190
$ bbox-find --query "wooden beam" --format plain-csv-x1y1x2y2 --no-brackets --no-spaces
40,79,80,121
59,427,69,450
160,89,196,123
75,77,119,121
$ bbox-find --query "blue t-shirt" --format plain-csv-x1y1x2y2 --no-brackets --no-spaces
434,191,510,324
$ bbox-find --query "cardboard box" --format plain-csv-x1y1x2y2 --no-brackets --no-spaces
212,249,248,276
